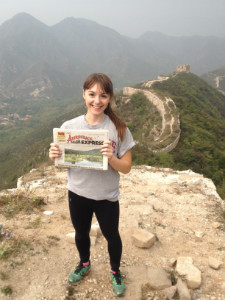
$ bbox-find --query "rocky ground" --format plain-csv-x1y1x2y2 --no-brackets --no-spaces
0,165,225,300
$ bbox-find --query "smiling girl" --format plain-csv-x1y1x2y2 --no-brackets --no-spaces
49,73,135,296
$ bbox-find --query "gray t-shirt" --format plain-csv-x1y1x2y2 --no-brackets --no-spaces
61,114,135,202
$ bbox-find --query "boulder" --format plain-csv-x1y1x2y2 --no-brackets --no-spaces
147,267,172,290
208,257,223,270
176,256,201,289
132,229,156,248
176,278,191,300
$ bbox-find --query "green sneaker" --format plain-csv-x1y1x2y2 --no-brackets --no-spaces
68,262,91,283
110,270,126,296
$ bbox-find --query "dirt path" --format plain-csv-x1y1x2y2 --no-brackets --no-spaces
0,166,225,300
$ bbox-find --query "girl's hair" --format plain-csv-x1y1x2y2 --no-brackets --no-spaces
83,73,127,141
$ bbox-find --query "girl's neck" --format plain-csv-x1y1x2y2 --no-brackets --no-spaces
85,112,105,125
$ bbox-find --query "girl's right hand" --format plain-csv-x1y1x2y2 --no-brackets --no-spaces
49,143,62,162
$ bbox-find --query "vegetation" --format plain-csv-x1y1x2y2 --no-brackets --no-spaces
0,101,85,190
201,66,225,93
1,285,13,296
132,72,225,198
0,193,45,219
0,96,80,147
0,192,48,293
0,72,225,200
117,91,162,145
0,223,30,271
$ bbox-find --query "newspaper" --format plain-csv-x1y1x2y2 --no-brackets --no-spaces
53,128,109,170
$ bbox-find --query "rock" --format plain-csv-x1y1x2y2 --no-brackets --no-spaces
2,165,225,299
90,222,101,237
66,232,75,244
42,217,51,223
176,278,191,300
126,265,148,300
66,231,97,245
176,256,201,289
212,222,221,229
176,256,193,268
184,266,201,289
161,285,177,300
208,257,223,270
17,176,24,188
90,236,97,246
168,258,177,267
43,211,53,215
147,267,172,290
132,229,156,248
221,282,225,293
194,231,204,238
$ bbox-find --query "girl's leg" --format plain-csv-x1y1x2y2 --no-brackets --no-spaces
68,191,93,263
94,200,122,272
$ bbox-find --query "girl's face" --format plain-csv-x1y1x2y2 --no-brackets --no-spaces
83,83,110,117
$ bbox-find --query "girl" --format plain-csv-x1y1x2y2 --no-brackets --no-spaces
49,73,135,296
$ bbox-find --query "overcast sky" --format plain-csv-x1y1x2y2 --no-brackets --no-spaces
0,0,225,38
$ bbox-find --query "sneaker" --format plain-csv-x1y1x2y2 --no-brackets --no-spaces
110,270,126,296
68,262,91,283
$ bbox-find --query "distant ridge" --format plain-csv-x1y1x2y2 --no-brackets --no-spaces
201,66,225,93
0,13,225,100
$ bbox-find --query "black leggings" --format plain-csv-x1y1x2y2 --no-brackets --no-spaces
68,190,122,272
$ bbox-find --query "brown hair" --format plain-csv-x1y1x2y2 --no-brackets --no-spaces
83,73,126,141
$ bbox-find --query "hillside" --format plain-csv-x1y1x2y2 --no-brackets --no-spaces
0,166,224,299
121,86,180,152
116,72,225,198
0,72,225,200
0,103,86,191
0,13,225,100
201,66,225,94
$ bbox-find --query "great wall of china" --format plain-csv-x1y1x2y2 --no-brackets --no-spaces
122,65,192,153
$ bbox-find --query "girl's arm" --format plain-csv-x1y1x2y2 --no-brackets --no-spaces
101,140,132,174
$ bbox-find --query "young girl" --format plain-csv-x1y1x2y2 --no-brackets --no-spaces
49,73,135,296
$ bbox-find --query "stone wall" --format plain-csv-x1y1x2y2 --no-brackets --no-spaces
176,64,190,73
123,87,181,152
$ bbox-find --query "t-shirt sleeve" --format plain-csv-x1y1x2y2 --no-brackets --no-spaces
60,120,70,129
118,127,135,158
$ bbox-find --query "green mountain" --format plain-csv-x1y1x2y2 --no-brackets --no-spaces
123,72,225,198
0,72,225,200
0,103,86,190
201,66,225,94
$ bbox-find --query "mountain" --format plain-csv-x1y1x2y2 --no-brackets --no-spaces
50,17,156,87
0,13,225,100
117,72,225,199
0,70,225,200
0,13,76,100
201,66,225,94
149,72,225,198
139,32,225,75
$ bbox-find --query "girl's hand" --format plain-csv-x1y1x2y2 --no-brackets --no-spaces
100,140,113,162
49,143,62,162
101,141,132,174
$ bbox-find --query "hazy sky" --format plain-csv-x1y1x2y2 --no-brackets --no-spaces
0,0,225,38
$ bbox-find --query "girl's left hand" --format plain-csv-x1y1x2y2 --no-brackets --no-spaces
100,140,113,162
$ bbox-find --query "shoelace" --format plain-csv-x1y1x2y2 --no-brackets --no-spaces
112,272,122,285
74,263,88,274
